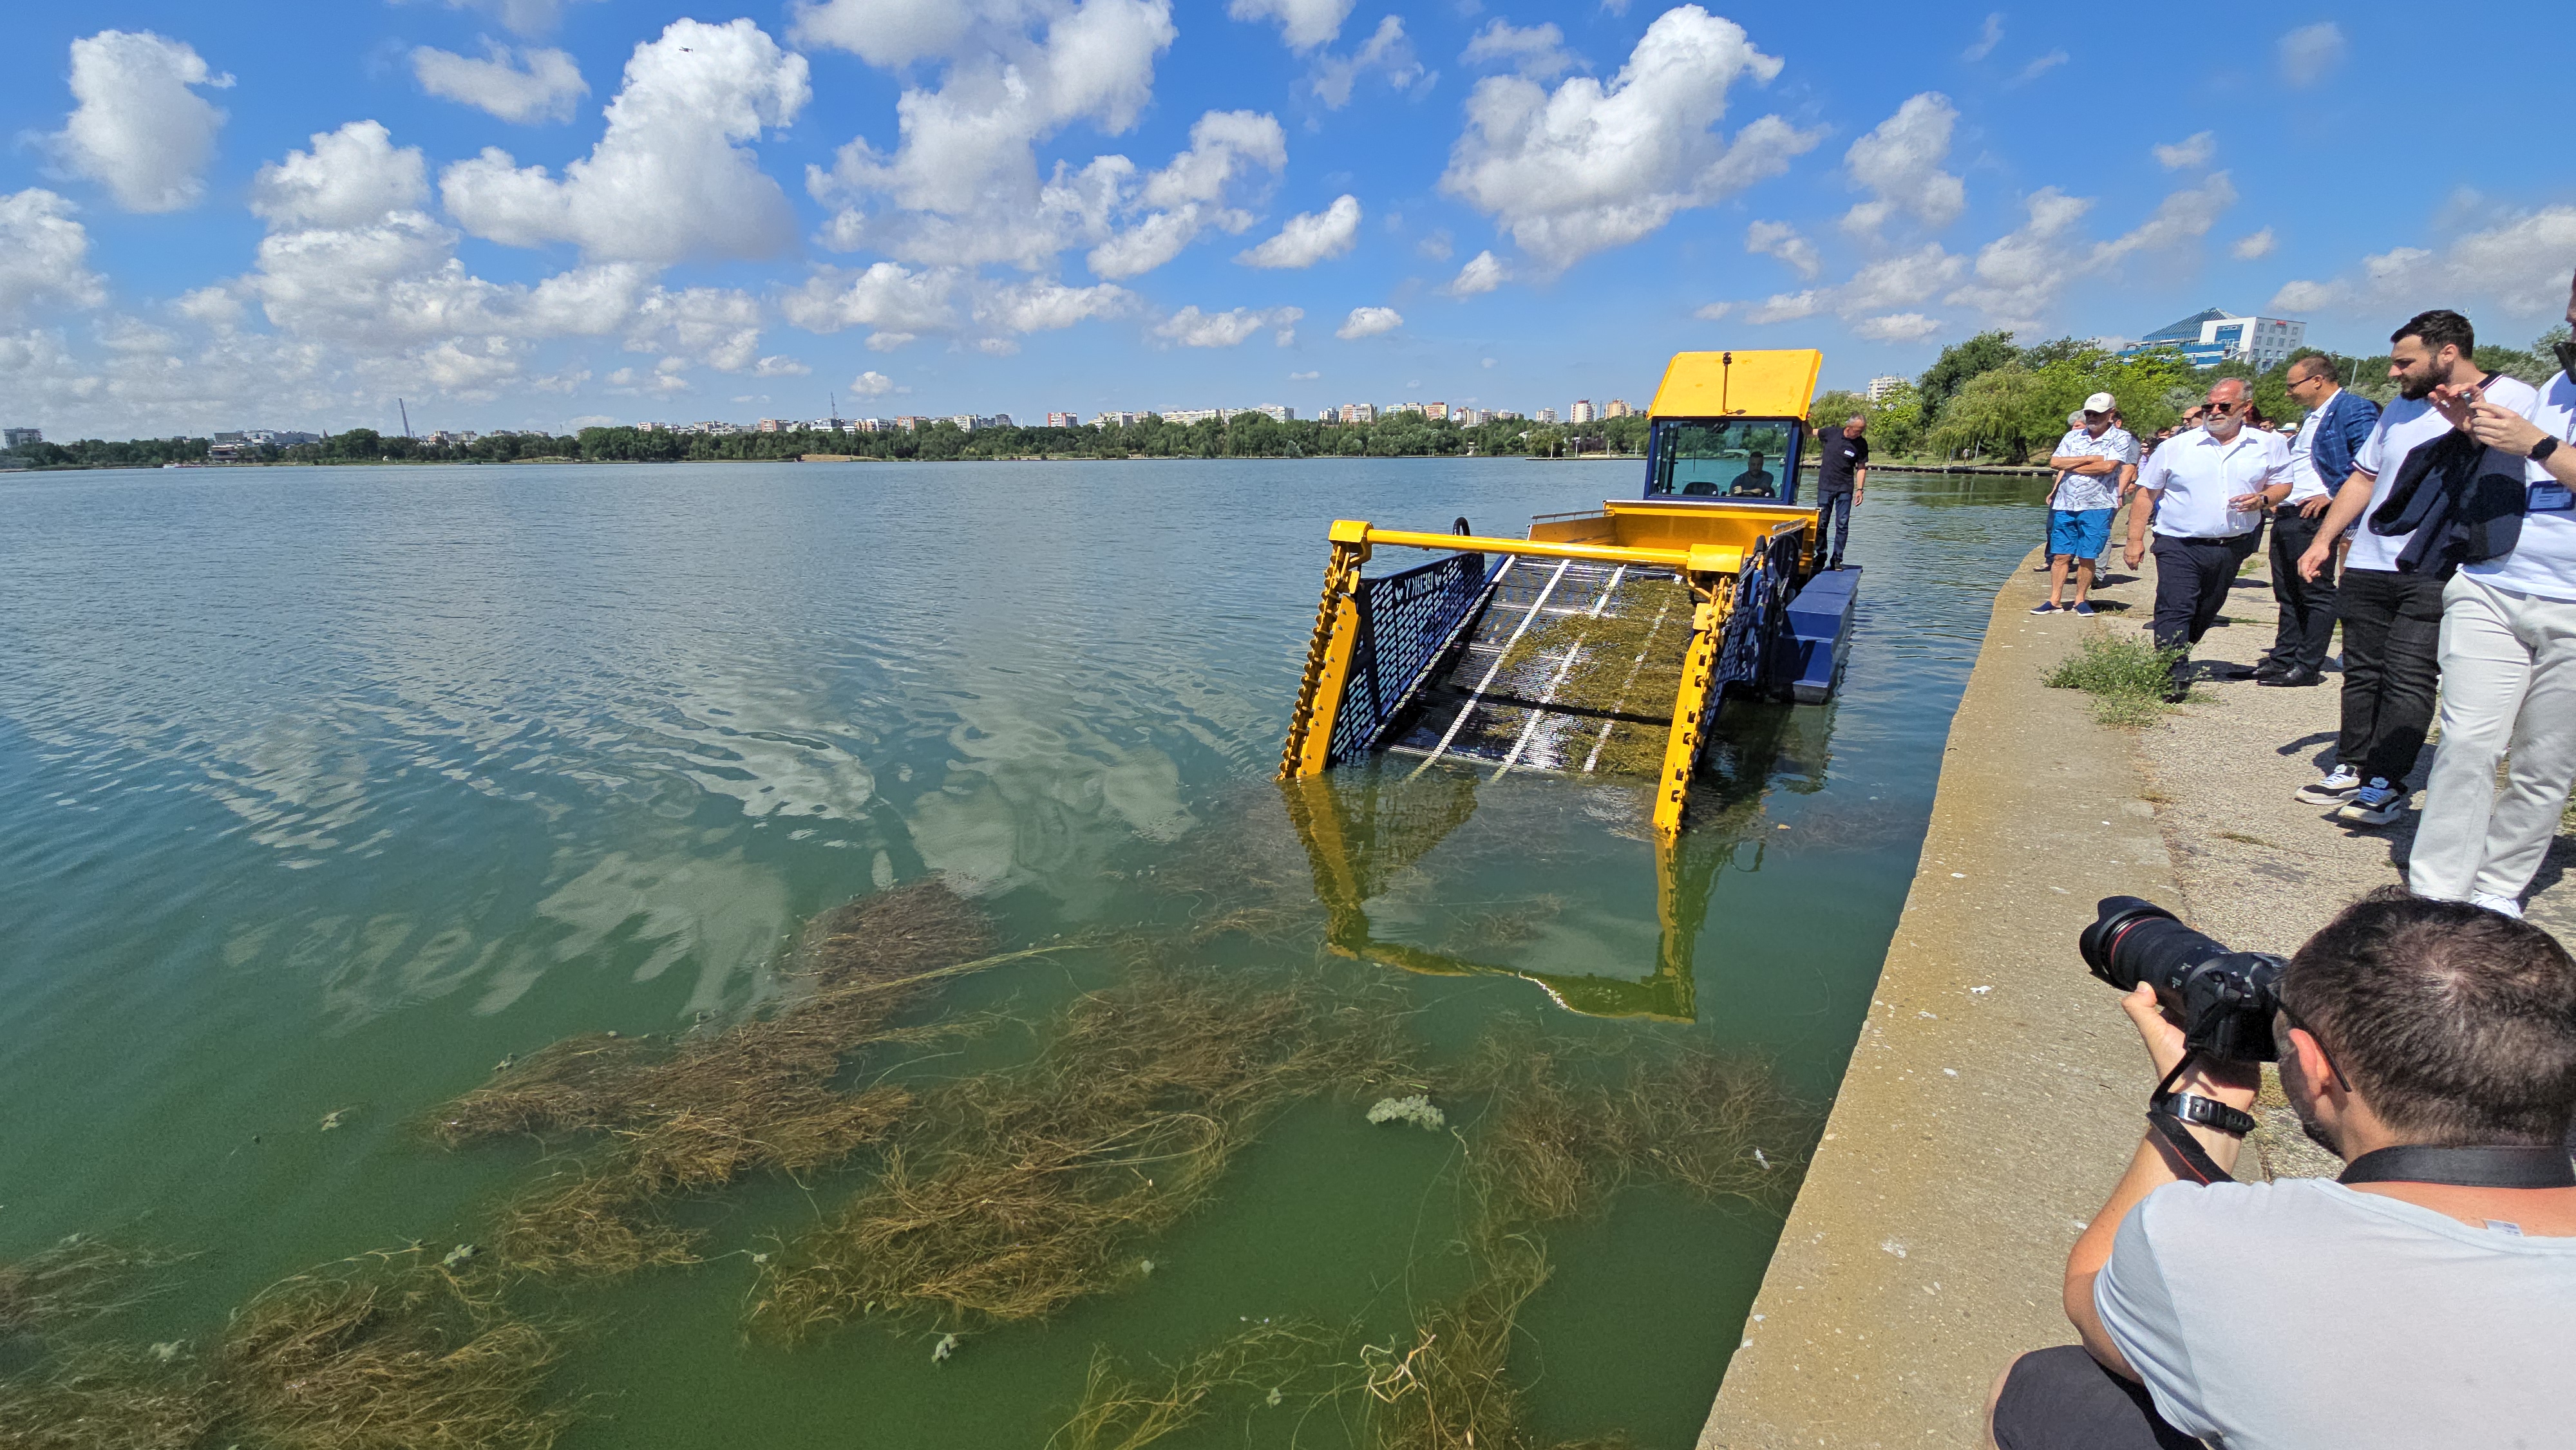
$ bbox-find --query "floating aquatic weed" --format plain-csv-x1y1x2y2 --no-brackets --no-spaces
213,1251,569,1450
0,1235,182,1343
430,881,1041,1278
1050,1321,1350,1450
1365,1229,1549,1450
0,1247,567,1450
749,969,1420,1338
1366,1095,1446,1131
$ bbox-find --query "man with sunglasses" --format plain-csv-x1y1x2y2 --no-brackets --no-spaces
2124,379,2291,701
2255,357,2378,687
2296,311,2539,825
1989,890,2576,1450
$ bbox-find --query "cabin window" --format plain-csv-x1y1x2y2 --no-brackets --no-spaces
1647,420,1802,499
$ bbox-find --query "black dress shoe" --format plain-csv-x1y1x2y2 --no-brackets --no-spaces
2161,679,2191,703
2258,668,2324,687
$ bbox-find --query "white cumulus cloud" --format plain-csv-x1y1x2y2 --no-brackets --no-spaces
1841,93,1965,236
442,18,810,265
1155,305,1303,347
1311,16,1424,109
2231,227,2276,260
2152,131,2215,171
1444,249,1511,297
1461,19,1577,79
1439,5,1819,271
412,43,589,124
1692,301,1731,321
0,190,109,319
1228,0,1355,52
48,30,232,213
1237,194,1361,268
2269,205,2576,321
801,0,1178,270
1850,312,1941,343
1088,110,1287,279
976,278,1139,332
2278,23,2345,87
851,368,895,396
1336,305,1403,339
251,122,429,229
1746,220,1821,279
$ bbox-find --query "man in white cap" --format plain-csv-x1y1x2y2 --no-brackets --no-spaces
2033,391,2141,615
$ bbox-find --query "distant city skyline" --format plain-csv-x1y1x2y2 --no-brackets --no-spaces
3,3,2568,439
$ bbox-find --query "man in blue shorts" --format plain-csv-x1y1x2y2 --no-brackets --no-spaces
2034,392,2139,616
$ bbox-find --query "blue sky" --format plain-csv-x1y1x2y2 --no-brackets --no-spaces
4,0,2571,438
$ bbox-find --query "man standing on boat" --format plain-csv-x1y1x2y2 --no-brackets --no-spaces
1814,413,1868,570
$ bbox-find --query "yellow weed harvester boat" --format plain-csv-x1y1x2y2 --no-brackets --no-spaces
1277,348,1859,839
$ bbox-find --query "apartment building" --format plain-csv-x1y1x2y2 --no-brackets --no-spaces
1569,399,1595,423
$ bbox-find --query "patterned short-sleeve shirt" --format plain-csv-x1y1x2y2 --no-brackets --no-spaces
2048,426,2139,512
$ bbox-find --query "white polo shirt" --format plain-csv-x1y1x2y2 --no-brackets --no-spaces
2136,425,2287,539
2460,370,2576,601
2348,375,2539,573
2283,394,2333,504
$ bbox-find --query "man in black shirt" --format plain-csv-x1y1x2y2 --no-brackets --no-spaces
1813,413,1868,569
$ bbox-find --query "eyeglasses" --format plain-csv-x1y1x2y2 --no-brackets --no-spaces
2205,400,2244,415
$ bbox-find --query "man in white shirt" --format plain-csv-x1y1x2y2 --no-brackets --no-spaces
2255,358,2376,686
2034,392,2138,616
1987,890,2576,1450
2124,378,2291,701
2410,269,2576,916
2296,311,2541,825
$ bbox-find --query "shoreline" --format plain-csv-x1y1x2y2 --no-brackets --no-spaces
1698,536,2576,1446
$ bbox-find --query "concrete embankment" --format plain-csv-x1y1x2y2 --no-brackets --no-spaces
1698,537,2576,1447
1698,550,2174,1447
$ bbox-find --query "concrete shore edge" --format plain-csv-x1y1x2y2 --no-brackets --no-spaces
1697,549,2177,1448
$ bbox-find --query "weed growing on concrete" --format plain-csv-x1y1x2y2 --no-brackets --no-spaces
2041,634,2187,726
748,969,1420,1337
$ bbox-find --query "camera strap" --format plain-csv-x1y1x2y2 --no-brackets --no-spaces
2340,1145,2576,1189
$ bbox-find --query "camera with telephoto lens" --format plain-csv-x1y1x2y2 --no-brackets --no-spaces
2081,897,2289,1064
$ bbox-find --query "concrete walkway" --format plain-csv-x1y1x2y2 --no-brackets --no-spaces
1698,534,2576,1447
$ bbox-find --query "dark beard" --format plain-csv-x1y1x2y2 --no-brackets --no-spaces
2398,371,2443,401
2293,1097,2342,1157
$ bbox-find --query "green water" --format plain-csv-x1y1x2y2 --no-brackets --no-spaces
0,460,2036,1447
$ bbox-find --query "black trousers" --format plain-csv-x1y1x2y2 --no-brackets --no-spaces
2150,531,2260,685
1992,1346,2201,1450
2262,505,2339,675
2335,567,2445,786
1816,485,1853,565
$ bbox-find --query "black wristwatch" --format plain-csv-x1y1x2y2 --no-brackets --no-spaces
2154,1091,2256,1137
2533,436,2561,464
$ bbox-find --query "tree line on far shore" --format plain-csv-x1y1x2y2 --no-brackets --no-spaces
8,411,1653,470
17,321,2567,473
1810,323,2573,466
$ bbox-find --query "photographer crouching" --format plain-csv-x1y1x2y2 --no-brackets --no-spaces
1987,889,2576,1449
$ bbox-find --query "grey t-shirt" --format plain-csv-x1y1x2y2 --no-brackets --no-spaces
2096,1177,2576,1448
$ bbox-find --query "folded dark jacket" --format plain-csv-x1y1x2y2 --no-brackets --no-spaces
2367,427,2525,576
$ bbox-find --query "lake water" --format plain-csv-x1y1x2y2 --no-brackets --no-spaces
0,458,2036,1448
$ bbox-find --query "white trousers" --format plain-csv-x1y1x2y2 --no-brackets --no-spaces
2409,572,2576,902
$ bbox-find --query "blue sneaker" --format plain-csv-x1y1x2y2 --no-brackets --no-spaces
2069,601,2096,616
2030,601,2059,614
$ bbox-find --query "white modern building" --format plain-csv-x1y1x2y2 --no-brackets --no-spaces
1865,375,1907,402
3,426,41,449
1535,407,1559,424
2121,307,2307,371
1569,399,1596,423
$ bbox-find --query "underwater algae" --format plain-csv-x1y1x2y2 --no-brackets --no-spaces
750,967,1421,1338
431,881,1023,1277
1046,1026,1816,1450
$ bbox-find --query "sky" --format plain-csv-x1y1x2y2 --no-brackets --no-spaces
3,1,2573,439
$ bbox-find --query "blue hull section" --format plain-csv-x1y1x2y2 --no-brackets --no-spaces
1768,566,1859,704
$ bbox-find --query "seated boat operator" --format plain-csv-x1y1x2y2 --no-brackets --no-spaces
1727,452,1776,496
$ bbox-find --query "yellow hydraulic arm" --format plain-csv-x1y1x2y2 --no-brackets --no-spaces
1278,519,1751,838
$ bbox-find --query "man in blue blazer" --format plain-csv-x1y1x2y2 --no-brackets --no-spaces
2257,357,2382,685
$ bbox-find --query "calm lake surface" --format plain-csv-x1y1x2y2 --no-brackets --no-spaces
0,458,2036,1447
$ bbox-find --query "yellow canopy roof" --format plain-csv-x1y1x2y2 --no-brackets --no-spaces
1646,350,1824,420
